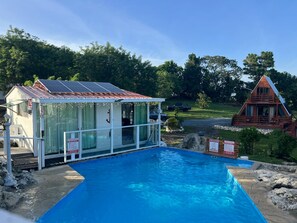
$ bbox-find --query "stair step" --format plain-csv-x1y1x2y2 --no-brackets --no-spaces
12,154,38,170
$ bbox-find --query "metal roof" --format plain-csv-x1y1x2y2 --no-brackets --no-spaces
8,84,164,104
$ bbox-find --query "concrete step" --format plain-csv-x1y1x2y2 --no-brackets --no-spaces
11,152,38,170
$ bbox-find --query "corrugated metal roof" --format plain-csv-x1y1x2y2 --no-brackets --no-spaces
16,85,152,100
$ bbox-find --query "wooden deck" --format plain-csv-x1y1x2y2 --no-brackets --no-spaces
0,147,38,170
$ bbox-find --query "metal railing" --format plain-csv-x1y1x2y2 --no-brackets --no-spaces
63,123,160,163
0,135,45,170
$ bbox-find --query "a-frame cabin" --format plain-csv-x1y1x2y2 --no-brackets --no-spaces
232,75,297,137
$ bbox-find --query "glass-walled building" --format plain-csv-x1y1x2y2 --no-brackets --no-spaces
6,79,164,165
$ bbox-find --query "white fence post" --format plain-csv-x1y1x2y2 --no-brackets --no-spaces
38,139,42,170
64,132,67,163
136,125,140,149
79,130,82,159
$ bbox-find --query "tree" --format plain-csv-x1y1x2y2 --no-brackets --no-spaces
201,56,242,102
156,61,183,98
0,27,76,91
181,54,204,98
243,51,274,83
76,42,157,96
239,127,261,155
269,69,297,110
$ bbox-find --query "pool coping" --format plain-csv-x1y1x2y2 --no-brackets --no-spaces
10,165,84,221
228,166,297,223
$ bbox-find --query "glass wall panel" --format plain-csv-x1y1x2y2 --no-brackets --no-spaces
134,103,148,141
82,104,96,150
44,104,78,155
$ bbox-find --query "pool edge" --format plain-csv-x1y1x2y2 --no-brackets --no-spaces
228,166,297,223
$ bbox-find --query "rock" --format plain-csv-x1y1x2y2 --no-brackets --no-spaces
16,171,36,189
268,188,297,210
0,178,4,186
255,169,276,183
0,169,6,178
2,191,22,209
260,163,297,173
270,174,297,189
182,133,206,151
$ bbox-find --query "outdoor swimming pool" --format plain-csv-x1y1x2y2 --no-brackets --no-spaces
37,148,267,223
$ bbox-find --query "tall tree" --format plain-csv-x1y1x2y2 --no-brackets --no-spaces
76,42,157,96
0,27,76,91
182,54,204,98
243,51,274,83
156,60,183,98
201,56,242,102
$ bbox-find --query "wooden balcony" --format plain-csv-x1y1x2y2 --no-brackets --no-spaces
232,114,292,128
250,95,274,103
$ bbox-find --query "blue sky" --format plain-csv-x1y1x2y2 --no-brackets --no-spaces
1,0,297,75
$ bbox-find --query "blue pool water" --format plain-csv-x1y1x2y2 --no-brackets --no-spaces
38,148,267,223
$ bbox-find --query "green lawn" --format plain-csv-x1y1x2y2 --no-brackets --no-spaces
163,99,240,119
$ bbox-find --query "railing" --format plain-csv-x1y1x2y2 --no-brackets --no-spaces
63,123,160,163
232,115,293,127
251,95,274,102
0,135,45,170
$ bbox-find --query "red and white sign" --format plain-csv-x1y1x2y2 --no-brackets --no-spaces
27,99,32,111
223,140,235,155
67,138,79,154
209,139,219,153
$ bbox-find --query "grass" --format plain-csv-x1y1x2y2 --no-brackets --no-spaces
163,99,240,120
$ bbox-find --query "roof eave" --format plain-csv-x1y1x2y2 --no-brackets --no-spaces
33,98,165,104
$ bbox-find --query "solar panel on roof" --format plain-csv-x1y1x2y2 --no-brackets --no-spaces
39,79,72,93
38,79,125,94
60,80,92,93
98,82,124,93
79,82,110,93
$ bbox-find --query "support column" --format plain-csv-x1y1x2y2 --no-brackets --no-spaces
32,102,37,156
110,103,114,153
147,102,150,139
158,102,161,146
40,104,45,168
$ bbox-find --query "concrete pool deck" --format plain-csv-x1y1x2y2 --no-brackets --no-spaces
10,163,297,223
11,165,84,221
228,166,297,223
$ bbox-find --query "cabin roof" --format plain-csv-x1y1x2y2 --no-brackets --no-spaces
264,76,285,104
6,80,164,103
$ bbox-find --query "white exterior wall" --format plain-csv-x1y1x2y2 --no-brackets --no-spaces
96,103,111,151
6,88,34,152
96,103,122,151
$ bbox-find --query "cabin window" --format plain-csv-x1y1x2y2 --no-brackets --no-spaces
17,102,28,117
246,105,253,116
278,106,285,117
257,87,269,95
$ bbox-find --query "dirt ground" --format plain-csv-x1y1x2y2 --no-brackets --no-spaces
162,118,230,147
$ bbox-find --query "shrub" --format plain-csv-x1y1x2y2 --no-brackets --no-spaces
290,148,297,161
239,127,261,155
267,129,297,159
196,92,211,109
